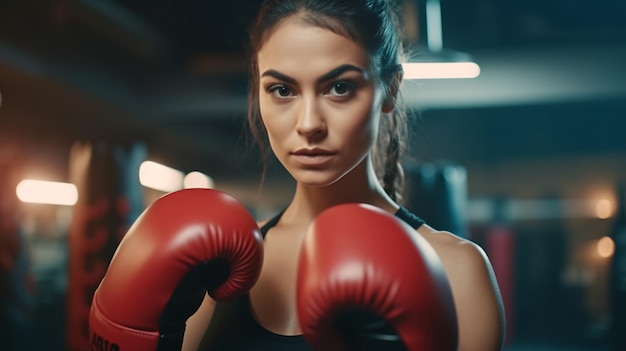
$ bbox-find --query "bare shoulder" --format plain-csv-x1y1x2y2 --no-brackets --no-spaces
419,226,505,351
419,228,499,300
419,226,490,269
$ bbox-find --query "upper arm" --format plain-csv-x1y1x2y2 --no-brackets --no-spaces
446,240,505,351
182,293,216,351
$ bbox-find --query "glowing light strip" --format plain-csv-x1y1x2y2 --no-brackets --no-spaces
402,62,481,79
139,161,184,192
139,161,214,192
16,180,79,206
184,171,214,189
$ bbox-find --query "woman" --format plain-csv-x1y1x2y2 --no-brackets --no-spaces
183,0,505,350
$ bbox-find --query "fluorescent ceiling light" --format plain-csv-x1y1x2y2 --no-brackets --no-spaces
139,160,184,192
16,179,79,206
184,171,214,189
402,61,480,79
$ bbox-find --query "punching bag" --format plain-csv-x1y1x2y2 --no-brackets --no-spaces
404,161,469,238
484,223,516,345
66,141,146,351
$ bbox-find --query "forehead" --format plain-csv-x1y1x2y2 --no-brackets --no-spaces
257,17,370,77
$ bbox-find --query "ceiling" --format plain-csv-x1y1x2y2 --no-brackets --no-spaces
0,0,625,182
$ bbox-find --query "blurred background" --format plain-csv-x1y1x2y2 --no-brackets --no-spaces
1,0,625,350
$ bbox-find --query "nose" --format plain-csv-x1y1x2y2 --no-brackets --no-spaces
296,96,326,139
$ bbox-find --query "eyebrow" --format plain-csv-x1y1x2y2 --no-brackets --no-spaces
260,64,366,85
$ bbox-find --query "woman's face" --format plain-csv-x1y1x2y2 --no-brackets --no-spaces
257,16,385,187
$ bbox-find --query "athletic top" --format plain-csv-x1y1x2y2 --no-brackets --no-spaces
199,207,425,350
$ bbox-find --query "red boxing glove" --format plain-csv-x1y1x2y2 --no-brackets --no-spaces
88,188,263,351
297,204,458,351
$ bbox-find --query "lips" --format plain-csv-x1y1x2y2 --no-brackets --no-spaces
291,148,336,166
292,148,335,156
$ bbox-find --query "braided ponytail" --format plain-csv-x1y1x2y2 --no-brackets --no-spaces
375,86,408,204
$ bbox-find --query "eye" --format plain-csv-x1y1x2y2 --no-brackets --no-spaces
327,80,356,97
266,84,294,98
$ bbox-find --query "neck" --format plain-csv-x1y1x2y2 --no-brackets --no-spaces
282,157,398,225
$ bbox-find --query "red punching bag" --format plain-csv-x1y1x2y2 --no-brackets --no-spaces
66,141,146,351
484,223,515,346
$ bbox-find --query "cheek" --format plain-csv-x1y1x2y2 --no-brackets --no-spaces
340,94,381,145
259,99,289,150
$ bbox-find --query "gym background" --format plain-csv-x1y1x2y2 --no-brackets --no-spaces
1,1,625,350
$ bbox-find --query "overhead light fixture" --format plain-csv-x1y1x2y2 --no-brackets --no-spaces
139,161,214,192
184,171,214,189
139,161,184,193
401,0,480,80
16,179,79,206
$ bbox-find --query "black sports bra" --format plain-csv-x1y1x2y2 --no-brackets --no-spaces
199,207,425,350
258,206,425,239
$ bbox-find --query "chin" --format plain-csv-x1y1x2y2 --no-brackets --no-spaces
289,168,346,188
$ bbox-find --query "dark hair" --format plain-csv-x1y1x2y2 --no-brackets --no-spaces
247,0,408,203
